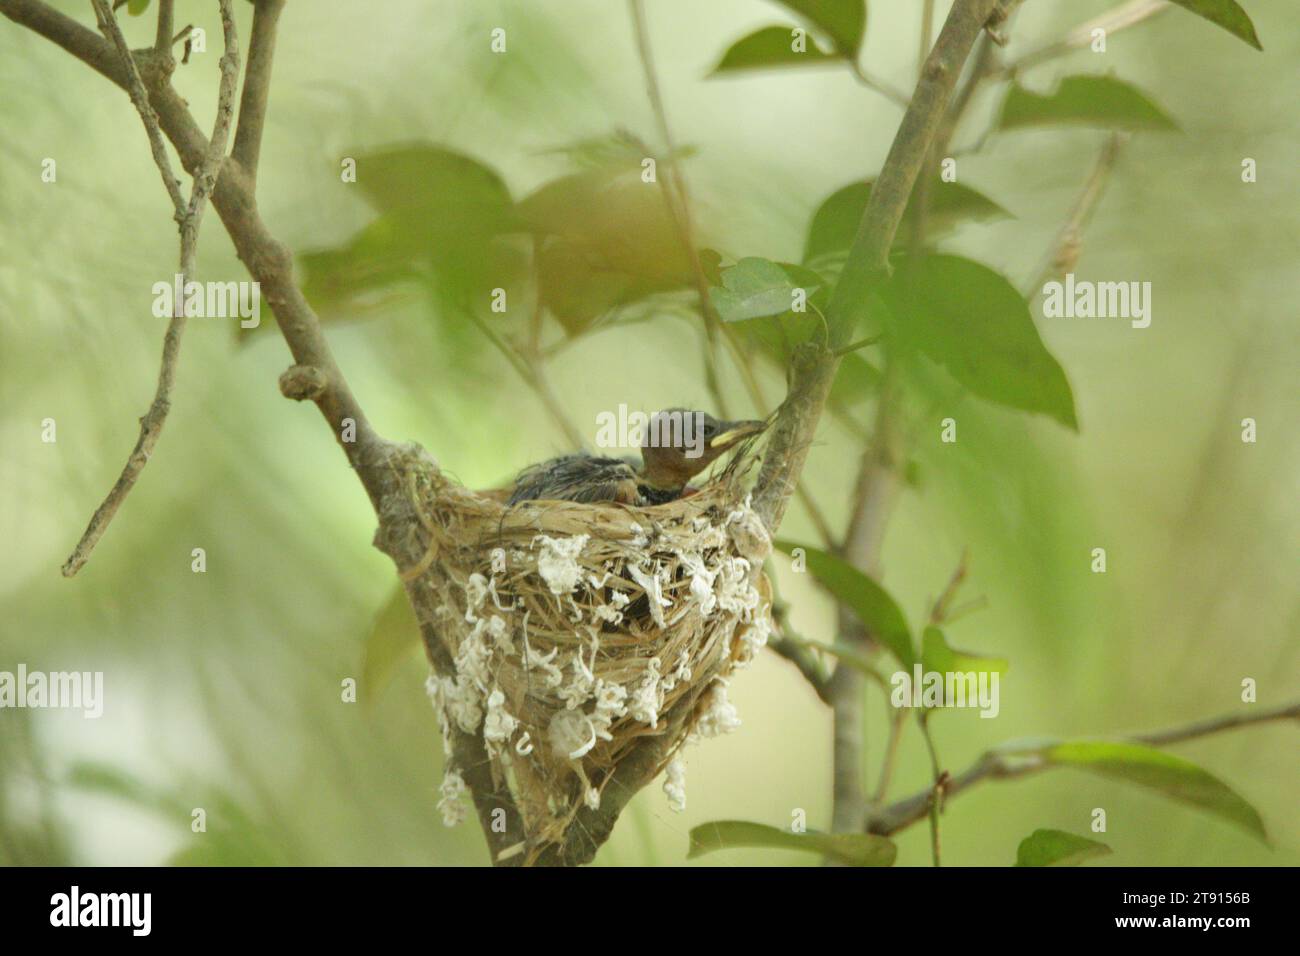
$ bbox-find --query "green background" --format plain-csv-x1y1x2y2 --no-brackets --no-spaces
0,0,1295,866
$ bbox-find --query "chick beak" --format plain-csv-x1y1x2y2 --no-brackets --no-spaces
707,419,768,452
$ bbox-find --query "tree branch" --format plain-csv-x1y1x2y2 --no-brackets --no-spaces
628,0,732,418
152,0,172,54
3,0,536,862
231,0,285,181
1024,132,1126,297
767,597,831,703
62,0,238,576
847,59,911,109
995,0,1170,77
866,700,1300,837
1,0,391,505
752,0,1000,534
91,0,185,216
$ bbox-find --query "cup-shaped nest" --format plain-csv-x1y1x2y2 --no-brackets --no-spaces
394,450,773,862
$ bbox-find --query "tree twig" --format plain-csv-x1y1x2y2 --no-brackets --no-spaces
995,0,1170,78
847,60,910,109
3,0,531,861
753,0,1001,536
866,699,1300,837
767,596,831,703
152,0,172,55
629,0,837,548
917,710,945,866
1024,132,1126,298
871,706,908,804
231,0,285,183
627,0,732,418
63,0,238,577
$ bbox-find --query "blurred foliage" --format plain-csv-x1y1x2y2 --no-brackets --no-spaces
1014,828,1112,867
0,0,1295,867
998,75,1180,133
687,819,896,866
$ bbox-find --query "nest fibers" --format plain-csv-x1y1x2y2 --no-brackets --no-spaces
388,444,773,863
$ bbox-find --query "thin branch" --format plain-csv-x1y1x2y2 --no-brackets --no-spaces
918,0,936,79
231,0,285,181
64,0,238,577
917,710,945,866
870,706,908,804
847,60,910,109
768,597,832,703
867,699,1300,837
1024,132,1126,298
627,0,839,549
1,0,389,501
929,549,970,625
995,0,1171,78
753,0,1002,535
466,304,585,450
823,0,1003,339
152,0,172,54
627,0,732,418
747,0,1003,836
3,0,527,861
1134,702,1300,748
2,0,525,858
91,0,185,217
816,0,1013,837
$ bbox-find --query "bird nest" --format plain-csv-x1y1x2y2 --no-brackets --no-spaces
386,445,773,862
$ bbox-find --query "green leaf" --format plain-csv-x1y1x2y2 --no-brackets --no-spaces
698,247,725,286
66,762,191,822
710,26,838,75
520,169,695,333
920,626,1008,682
361,585,422,701
1168,0,1262,50
772,0,867,56
688,820,896,866
127,0,151,15
1042,740,1268,842
804,178,1010,265
998,75,1179,132
773,540,914,666
298,144,527,324
1015,829,1112,867
710,257,820,323
352,143,517,238
831,351,883,405
295,216,426,317
881,255,1078,429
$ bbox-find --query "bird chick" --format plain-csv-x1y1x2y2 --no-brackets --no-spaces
507,409,765,506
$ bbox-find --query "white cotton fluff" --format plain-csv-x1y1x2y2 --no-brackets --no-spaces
627,562,670,628
483,688,518,746
549,708,597,760
663,758,687,812
695,681,742,738
534,534,590,595
438,769,468,827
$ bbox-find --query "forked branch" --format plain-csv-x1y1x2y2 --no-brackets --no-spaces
62,0,238,577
